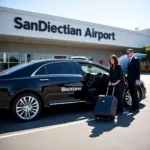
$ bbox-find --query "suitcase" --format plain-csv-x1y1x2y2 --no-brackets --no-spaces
94,86,118,121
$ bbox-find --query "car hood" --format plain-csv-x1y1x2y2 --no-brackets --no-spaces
118,53,146,73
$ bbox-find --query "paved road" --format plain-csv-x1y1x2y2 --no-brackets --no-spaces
0,75,150,150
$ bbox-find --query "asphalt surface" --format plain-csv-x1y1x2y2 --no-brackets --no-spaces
0,74,150,150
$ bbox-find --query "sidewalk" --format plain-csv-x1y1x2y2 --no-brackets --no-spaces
141,72,150,75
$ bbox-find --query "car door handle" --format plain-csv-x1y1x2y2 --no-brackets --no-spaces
40,79,49,81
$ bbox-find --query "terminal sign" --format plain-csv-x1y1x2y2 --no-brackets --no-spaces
14,17,115,41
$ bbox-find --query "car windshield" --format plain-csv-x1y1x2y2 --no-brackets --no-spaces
0,62,34,75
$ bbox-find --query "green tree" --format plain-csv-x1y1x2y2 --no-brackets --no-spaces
141,47,150,72
9,56,19,62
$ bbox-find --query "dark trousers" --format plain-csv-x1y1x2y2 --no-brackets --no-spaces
128,82,139,110
110,84,123,113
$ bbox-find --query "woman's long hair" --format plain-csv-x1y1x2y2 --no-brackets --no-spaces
109,55,120,67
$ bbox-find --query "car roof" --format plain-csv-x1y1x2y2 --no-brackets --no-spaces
30,59,88,64
31,59,109,70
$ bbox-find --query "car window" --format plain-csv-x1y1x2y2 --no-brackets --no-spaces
80,63,108,74
46,62,77,74
0,63,3,72
35,66,47,75
0,62,34,75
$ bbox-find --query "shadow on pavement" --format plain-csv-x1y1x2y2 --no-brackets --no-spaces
0,103,146,136
87,103,146,138
139,103,146,110
0,104,93,135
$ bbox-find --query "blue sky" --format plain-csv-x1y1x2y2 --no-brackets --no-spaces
0,0,149,30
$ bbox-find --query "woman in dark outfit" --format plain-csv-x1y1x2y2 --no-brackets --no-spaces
108,55,124,115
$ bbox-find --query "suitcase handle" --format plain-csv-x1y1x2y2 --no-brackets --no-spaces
106,86,115,96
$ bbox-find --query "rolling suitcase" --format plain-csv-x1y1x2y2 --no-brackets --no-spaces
94,86,118,121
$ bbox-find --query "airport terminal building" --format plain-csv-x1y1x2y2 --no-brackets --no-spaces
0,6,150,70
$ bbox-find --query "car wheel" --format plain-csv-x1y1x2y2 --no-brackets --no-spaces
124,89,140,107
11,93,42,121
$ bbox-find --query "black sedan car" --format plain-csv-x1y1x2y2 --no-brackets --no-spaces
0,54,146,121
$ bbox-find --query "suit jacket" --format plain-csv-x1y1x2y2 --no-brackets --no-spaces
109,65,123,83
127,56,140,83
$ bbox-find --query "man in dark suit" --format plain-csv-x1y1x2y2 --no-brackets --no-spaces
126,49,140,113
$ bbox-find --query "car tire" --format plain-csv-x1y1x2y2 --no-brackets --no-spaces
11,92,42,121
124,88,141,107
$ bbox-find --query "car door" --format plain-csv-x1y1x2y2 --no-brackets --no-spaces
36,61,86,105
79,62,109,96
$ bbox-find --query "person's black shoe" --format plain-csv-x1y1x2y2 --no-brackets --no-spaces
128,109,134,113
117,111,123,115
133,109,140,113
127,107,132,111
129,108,139,113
